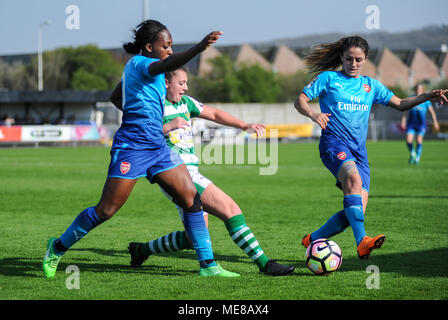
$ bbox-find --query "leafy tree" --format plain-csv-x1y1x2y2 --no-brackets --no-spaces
276,71,313,102
188,55,241,102
234,64,281,103
0,60,36,90
0,44,122,91
387,84,409,99
68,45,122,90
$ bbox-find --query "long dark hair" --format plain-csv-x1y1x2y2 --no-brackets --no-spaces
304,36,369,75
123,20,168,54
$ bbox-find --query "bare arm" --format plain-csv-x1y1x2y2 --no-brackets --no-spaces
148,31,222,76
428,106,440,131
388,89,448,112
199,105,265,136
294,92,331,130
401,111,407,130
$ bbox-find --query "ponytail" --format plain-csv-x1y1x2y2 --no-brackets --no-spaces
305,36,369,75
123,41,141,54
123,19,168,54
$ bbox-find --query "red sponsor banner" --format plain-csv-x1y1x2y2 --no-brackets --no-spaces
0,126,22,142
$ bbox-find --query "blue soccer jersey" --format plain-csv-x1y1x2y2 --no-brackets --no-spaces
113,55,166,150
407,99,431,130
302,71,394,152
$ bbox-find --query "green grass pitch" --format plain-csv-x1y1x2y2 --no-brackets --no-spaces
0,141,447,300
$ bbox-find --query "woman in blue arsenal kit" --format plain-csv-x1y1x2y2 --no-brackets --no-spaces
401,83,440,164
42,20,240,278
294,36,448,259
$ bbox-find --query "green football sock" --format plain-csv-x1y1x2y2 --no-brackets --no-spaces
140,230,192,257
225,214,269,270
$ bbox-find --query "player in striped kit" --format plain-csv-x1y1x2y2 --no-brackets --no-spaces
401,83,439,164
128,67,295,276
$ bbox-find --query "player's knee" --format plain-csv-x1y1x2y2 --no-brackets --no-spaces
224,202,242,217
95,204,116,221
184,192,203,213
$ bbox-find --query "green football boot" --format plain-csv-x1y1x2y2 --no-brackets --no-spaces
198,263,240,277
42,237,63,278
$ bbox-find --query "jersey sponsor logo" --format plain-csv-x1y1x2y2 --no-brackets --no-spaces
337,151,347,161
337,96,369,111
363,84,371,93
120,161,131,175
335,82,345,89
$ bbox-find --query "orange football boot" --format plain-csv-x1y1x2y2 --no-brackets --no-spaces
357,234,386,259
301,233,312,248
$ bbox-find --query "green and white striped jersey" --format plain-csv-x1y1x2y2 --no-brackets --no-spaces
163,95,203,166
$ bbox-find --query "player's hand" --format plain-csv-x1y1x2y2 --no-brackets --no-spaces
244,123,265,137
197,31,223,52
434,122,440,132
311,112,331,130
163,117,189,134
429,89,448,105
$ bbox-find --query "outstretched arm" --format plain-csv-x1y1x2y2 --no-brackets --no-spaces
199,105,265,136
148,31,223,76
294,92,331,130
388,89,448,112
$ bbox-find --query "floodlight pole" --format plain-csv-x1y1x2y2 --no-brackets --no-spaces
37,20,51,92
142,0,149,20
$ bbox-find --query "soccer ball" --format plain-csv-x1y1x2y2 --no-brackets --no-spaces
305,238,342,275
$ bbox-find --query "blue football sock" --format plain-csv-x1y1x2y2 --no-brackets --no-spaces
59,206,103,250
343,195,366,246
416,143,422,159
311,210,350,241
183,211,216,268
406,142,414,154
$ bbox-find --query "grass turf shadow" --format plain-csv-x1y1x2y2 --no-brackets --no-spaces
1,248,446,278
338,247,448,277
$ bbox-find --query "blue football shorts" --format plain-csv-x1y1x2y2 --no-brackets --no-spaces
320,144,370,193
406,124,426,137
107,143,183,183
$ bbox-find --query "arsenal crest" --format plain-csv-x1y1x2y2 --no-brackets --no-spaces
337,151,346,161
120,161,131,175
363,84,371,93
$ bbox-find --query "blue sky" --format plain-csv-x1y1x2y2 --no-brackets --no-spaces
0,0,447,55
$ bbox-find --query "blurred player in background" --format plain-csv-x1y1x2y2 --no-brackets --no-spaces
43,20,240,278
127,67,295,276
294,36,448,258
401,83,440,164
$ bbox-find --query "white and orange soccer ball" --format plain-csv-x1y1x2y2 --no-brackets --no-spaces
305,238,343,275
